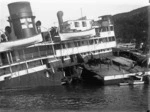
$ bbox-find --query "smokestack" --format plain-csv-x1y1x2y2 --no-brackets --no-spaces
57,11,63,33
8,2,38,39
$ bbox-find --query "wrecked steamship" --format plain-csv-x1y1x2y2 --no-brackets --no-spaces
0,1,117,90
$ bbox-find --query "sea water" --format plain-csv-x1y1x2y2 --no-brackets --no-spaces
0,84,149,112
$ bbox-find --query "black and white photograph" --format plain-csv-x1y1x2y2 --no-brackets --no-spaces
0,0,150,112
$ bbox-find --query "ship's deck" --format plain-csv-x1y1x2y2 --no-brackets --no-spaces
84,56,146,77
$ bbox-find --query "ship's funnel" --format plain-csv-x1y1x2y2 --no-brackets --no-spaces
8,2,38,39
57,11,63,33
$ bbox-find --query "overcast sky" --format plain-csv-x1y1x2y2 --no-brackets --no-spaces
0,0,149,30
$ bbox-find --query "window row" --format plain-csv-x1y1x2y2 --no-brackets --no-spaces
100,26,114,32
0,60,42,76
54,37,115,49
81,48,111,56
74,21,87,27
0,45,54,65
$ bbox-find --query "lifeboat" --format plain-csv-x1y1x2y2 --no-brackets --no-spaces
57,11,96,41
0,34,43,52
59,28,95,41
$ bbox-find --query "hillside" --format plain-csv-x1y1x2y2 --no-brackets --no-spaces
112,6,148,48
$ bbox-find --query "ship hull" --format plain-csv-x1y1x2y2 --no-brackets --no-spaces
104,79,126,85
1,69,63,90
0,51,113,91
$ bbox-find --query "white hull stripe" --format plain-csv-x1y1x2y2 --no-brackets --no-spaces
104,71,149,81
0,65,47,81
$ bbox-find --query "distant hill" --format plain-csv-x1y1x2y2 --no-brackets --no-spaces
112,6,148,48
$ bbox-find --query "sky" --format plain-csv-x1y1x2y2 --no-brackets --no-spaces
0,0,149,30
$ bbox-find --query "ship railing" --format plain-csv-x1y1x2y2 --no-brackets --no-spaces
0,51,54,67
0,61,47,79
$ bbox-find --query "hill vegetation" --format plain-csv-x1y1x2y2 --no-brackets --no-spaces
112,6,148,49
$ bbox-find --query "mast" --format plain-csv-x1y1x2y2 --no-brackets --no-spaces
81,8,83,19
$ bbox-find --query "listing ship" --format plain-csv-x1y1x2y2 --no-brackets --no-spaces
0,1,118,90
